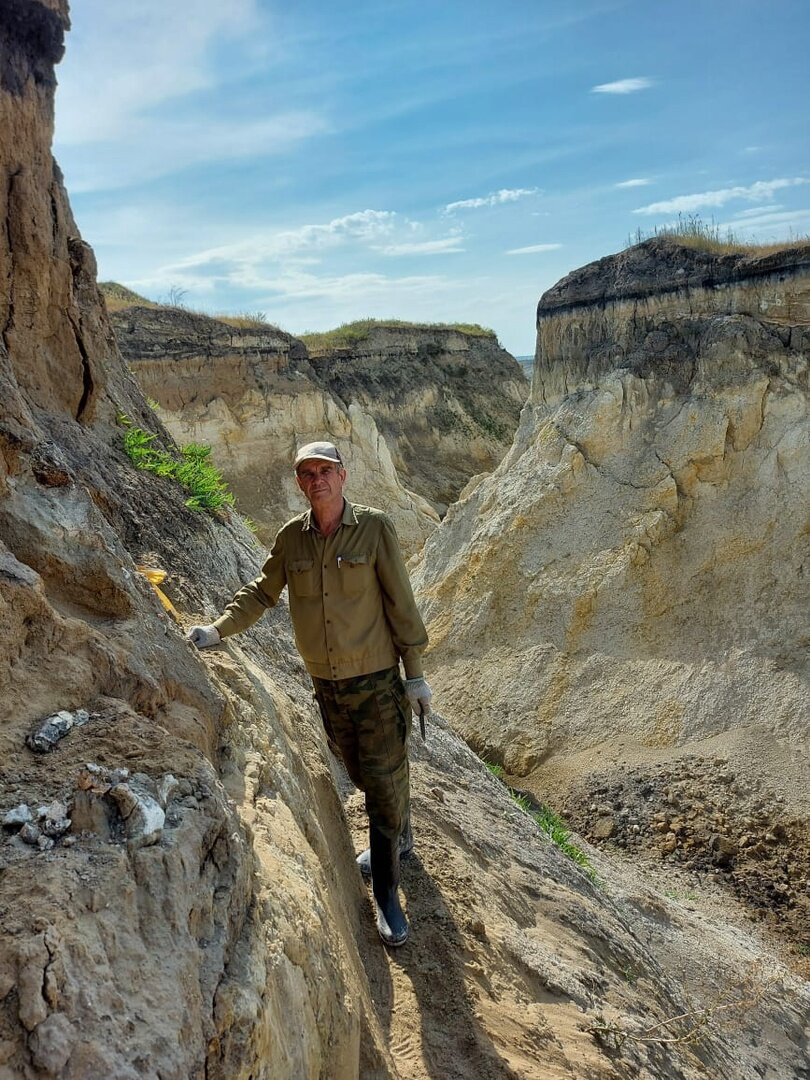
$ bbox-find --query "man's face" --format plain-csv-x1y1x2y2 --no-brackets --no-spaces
295,459,346,508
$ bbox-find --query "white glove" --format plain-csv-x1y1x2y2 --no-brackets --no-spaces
404,677,433,716
188,624,221,649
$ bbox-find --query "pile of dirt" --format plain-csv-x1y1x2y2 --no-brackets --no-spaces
561,757,810,971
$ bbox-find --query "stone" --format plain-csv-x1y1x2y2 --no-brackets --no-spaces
29,1014,76,1074
2,805,32,829
26,710,91,753
109,780,165,853
19,823,40,845
156,774,179,809
70,789,112,840
593,816,615,840
710,834,738,865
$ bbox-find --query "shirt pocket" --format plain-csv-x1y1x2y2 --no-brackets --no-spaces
337,552,373,595
287,558,318,597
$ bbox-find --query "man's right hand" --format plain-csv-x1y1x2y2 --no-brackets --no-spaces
188,624,221,649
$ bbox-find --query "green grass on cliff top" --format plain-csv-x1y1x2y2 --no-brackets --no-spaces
99,283,282,331
299,318,496,353
100,281,160,310
99,283,494,344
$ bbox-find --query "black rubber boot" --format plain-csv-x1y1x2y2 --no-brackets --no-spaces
369,824,409,947
357,812,412,879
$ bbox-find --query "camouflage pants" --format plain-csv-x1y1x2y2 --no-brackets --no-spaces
312,666,411,840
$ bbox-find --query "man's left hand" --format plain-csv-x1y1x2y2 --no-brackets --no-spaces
404,677,433,716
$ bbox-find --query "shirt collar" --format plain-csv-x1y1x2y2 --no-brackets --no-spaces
302,499,357,532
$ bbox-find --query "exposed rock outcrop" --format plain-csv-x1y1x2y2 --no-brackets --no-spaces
306,325,528,512
414,238,810,951
111,305,440,554
0,6,375,1075
2,11,808,1079
111,306,527,551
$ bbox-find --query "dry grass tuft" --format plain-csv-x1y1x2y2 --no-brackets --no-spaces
628,213,810,255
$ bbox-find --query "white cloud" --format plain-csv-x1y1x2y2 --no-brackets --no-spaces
130,209,471,297
257,270,448,302
615,178,651,188
634,178,808,215
591,77,653,95
734,204,783,217
172,210,399,272
719,208,810,234
505,243,562,255
55,0,263,145
444,188,539,213
379,238,465,256
61,111,328,194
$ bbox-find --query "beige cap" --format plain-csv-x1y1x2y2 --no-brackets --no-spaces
293,441,343,469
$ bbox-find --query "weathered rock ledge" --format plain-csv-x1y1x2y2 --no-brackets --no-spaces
534,236,810,406
307,325,528,511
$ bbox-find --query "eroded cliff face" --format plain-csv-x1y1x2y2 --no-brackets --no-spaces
112,306,440,555
113,309,527,552
307,326,528,512
414,239,810,944
2,11,809,1079
0,7,378,1076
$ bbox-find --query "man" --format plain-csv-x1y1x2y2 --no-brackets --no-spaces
188,441,432,947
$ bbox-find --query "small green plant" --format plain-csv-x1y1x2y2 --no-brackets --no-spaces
217,311,277,330
145,397,161,411
532,803,596,880
121,425,235,512
483,759,596,881
664,888,697,902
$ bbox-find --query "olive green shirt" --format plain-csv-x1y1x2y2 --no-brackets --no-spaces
213,501,427,681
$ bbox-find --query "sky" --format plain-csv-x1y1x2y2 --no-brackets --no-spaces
53,0,810,355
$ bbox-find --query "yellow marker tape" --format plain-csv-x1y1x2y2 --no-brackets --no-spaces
135,565,179,620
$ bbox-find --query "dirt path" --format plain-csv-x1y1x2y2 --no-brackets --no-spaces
333,719,810,1080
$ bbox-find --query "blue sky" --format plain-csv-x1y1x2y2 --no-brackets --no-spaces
54,0,810,355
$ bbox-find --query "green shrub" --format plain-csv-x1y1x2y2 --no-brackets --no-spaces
122,426,235,512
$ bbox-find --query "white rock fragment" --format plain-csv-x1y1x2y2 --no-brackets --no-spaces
27,709,93,753
42,801,71,838
156,773,179,809
3,804,32,828
109,778,165,853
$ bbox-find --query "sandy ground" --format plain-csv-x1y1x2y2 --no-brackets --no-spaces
330,716,810,1080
